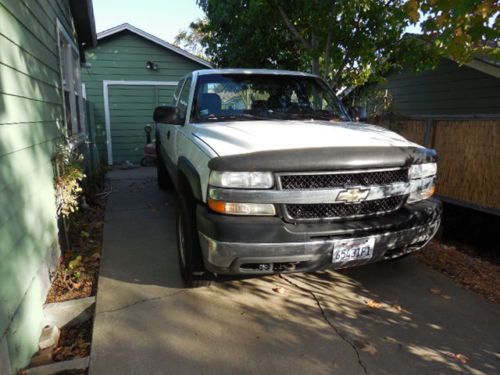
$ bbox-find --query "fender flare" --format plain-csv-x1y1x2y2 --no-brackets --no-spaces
177,156,203,201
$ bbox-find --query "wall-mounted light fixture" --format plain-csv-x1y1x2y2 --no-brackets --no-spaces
146,61,159,71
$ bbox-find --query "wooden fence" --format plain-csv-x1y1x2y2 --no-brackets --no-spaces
372,115,500,214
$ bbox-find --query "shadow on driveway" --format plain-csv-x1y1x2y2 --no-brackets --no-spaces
90,168,499,375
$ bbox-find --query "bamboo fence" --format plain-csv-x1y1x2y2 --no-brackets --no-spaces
374,116,500,212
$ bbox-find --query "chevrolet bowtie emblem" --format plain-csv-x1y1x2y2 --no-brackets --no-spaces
336,188,370,204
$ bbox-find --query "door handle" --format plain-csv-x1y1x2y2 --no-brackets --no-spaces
167,130,171,140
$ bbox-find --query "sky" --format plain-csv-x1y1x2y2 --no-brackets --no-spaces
93,0,422,44
93,0,205,43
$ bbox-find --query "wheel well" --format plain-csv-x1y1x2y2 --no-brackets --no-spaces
177,157,203,201
177,171,195,200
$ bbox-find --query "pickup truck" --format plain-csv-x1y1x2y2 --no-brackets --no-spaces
153,69,441,287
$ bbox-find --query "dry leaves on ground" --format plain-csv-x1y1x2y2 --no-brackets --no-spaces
417,240,500,304
53,320,92,362
46,199,106,304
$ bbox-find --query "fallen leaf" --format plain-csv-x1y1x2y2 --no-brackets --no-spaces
366,300,383,309
272,287,286,294
451,353,469,364
441,294,452,300
354,339,378,356
80,231,90,238
90,253,101,261
429,288,441,294
393,304,404,313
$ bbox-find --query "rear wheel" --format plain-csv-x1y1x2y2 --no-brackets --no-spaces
177,194,213,287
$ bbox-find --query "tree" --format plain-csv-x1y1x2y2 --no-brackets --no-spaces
405,0,499,63
174,18,211,60
196,0,420,88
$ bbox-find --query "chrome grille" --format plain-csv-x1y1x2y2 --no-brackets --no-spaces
285,196,405,220
278,168,408,221
280,168,408,190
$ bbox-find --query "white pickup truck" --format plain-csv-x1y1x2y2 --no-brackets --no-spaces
154,69,441,287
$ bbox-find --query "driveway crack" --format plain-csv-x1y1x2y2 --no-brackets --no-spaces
97,290,187,315
280,275,369,375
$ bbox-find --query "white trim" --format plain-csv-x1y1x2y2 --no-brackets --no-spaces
103,80,179,165
464,59,500,78
57,19,86,142
97,23,212,68
104,80,179,86
57,19,78,52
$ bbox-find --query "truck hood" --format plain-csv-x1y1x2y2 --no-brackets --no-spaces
192,120,418,157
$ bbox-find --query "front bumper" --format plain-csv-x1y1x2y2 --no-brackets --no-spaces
197,199,442,275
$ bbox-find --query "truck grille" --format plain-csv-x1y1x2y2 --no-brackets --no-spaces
280,168,408,190
285,196,405,220
278,168,408,221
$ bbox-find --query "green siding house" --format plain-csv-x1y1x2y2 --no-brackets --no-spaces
0,1,96,373
81,23,211,165
351,56,500,116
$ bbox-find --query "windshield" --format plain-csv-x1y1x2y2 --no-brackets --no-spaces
191,74,350,123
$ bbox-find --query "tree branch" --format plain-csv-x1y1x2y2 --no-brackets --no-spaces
330,54,349,87
277,5,311,51
324,3,335,79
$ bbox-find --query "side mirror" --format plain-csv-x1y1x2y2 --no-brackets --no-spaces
153,105,178,123
348,106,367,122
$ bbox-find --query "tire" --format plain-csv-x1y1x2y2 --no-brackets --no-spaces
176,194,213,287
157,158,173,190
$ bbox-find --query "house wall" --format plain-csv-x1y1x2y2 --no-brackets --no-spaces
82,31,206,163
380,58,500,115
0,1,76,373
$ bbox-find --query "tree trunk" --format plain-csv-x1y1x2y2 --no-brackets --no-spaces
310,31,320,76
311,58,320,76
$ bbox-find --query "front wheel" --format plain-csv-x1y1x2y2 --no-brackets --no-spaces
177,194,213,287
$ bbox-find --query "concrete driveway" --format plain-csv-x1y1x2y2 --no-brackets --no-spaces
89,168,499,375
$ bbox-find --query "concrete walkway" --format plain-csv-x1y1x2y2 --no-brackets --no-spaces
89,167,500,375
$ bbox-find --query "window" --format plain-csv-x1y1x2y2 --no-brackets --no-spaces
191,74,349,123
172,78,185,105
177,77,192,123
57,20,85,140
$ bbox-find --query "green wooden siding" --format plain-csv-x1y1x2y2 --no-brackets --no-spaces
82,31,207,164
108,85,175,163
0,1,75,372
379,58,500,115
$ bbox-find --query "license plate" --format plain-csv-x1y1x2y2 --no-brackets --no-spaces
332,237,375,264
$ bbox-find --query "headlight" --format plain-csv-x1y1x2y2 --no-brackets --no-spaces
209,171,274,189
408,163,437,203
409,163,437,179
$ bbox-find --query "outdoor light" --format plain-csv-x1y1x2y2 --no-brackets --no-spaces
146,61,158,71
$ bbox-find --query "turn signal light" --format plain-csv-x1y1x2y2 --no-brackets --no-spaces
208,198,276,216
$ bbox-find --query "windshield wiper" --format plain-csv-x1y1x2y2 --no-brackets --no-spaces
286,112,337,121
202,113,269,122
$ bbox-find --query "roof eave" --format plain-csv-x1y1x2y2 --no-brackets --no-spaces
69,0,97,48
95,23,212,68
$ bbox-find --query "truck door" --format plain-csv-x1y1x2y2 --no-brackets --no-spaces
165,77,192,166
